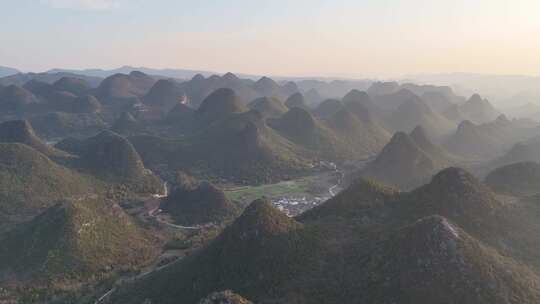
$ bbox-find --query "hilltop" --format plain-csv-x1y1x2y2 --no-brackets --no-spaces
326,108,390,156
367,81,400,96
0,196,159,292
269,107,331,148
269,107,365,159
0,143,94,232
270,105,388,160
386,92,456,138
369,82,463,112
195,88,247,124
77,131,148,177
403,168,501,227
375,215,540,304
444,120,500,159
175,72,259,108
342,89,384,122
83,131,155,174
298,178,398,220
18,78,102,114
130,110,311,184
443,115,537,160
96,71,156,100
128,86,390,184
111,199,305,304
297,79,372,101
56,131,162,195
2,67,540,303
142,72,294,109
303,88,324,106
0,71,102,88
372,88,420,109
111,167,540,304
247,96,288,118
458,94,501,124
188,110,311,183
409,125,455,160
0,66,20,77
143,78,185,112
160,172,240,225
52,76,90,96
284,92,309,110
314,98,343,118
359,129,453,190
252,76,281,97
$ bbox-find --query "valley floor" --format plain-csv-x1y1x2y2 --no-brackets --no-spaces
224,168,344,216
92,166,351,303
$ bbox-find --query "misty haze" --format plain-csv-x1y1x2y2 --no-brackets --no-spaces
1,1,540,303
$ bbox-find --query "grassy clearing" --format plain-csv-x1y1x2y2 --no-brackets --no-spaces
224,176,317,204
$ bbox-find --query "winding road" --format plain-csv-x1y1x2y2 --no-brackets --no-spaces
329,184,339,196
95,170,344,303
149,209,202,230
94,181,199,303
152,181,169,198
94,288,115,304
328,167,344,197
147,182,202,230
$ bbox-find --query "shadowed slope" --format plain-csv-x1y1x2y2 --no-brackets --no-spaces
360,131,451,190
0,85,39,112
247,96,288,118
161,172,239,225
387,93,456,138
0,119,67,157
111,167,540,304
285,92,309,110
111,199,306,304
0,143,94,231
143,78,185,111
0,197,158,283
485,162,540,196
53,76,90,96
195,88,247,124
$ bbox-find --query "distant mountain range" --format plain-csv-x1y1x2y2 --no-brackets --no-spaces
485,161,540,196
406,72,540,108
3,68,529,185
3,64,540,303
4,67,540,108
0,66,20,77
443,115,537,160
47,66,218,80
0,71,103,87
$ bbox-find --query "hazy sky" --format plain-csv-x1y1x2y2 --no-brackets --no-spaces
1,0,539,78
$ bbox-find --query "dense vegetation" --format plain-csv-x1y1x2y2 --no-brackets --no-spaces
111,168,540,304
2,68,540,303
161,172,240,225
0,197,160,302
0,143,96,232
485,161,540,196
